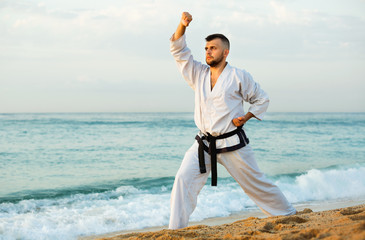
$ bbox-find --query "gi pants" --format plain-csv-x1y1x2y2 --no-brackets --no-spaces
169,142,296,229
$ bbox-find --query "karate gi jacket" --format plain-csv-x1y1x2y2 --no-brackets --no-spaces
170,34,270,150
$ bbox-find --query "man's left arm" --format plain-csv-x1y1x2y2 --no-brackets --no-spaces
233,71,270,127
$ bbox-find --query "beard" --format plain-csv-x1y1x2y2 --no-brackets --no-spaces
206,53,225,67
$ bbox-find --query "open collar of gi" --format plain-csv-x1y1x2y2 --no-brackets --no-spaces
209,63,232,94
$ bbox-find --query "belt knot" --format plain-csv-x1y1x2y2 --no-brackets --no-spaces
195,126,248,186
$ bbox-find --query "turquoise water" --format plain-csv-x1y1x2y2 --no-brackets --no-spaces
0,112,364,239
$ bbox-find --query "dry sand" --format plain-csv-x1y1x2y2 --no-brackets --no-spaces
87,203,365,240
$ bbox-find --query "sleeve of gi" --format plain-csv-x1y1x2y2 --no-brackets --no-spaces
240,70,270,120
170,34,206,90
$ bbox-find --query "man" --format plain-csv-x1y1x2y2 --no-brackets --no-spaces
169,12,296,230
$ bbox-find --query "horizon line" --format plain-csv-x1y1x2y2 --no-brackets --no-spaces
0,111,364,114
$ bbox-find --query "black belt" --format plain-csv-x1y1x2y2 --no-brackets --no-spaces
195,126,249,186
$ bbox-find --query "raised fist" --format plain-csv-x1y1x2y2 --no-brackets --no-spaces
181,12,193,27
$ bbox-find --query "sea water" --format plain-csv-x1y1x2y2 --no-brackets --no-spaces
0,112,364,240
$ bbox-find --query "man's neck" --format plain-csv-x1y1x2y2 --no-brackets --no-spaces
210,62,228,90
210,61,228,77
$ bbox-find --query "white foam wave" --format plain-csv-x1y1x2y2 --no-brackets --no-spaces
0,186,171,240
191,181,255,221
1,165,365,240
193,165,365,222
277,165,365,202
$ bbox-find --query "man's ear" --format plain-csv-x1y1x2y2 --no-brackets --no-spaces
224,49,230,58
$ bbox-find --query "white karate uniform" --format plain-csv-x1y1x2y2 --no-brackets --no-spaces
169,34,296,229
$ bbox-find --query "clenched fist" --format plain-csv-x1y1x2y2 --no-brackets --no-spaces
181,12,192,27
232,116,246,127
232,112,255,127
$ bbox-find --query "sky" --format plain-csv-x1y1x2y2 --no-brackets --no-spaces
1,0,364,113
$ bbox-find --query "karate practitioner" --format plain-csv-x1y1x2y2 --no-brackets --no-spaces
169,12,296,230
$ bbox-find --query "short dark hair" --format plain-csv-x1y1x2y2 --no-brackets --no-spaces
205,33,230,50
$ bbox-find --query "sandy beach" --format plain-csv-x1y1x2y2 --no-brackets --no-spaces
81,200,365,240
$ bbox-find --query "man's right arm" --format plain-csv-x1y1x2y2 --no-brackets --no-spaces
172,12,192,41
170,12,206,90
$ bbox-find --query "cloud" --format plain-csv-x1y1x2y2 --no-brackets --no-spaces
0,0,364,112
0,0,180,59
201,0,365,61
2,0,364,61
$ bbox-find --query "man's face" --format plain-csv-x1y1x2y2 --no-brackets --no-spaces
205,38,227,67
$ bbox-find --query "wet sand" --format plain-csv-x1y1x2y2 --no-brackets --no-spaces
81,200,365,240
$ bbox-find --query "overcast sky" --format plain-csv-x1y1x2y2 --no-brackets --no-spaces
1,0,364,113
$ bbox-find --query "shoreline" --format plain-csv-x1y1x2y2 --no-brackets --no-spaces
80,198,365,240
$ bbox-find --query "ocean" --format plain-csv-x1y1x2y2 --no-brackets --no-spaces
0,112,364,240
